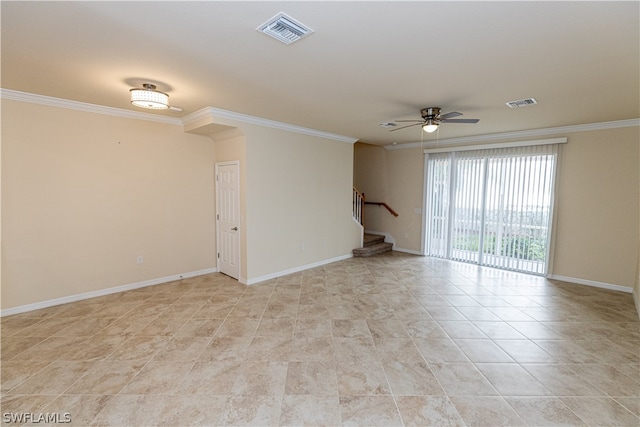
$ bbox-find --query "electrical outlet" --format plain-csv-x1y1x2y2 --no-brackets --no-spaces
137,256,144,265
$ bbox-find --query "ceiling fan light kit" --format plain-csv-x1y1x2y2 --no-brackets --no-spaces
130,83,169,110
390,106,479,134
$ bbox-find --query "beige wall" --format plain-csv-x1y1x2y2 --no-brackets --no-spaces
186,113,362,284
354,143,424,251
355,125,640,289
635,134,640,314
243,125,361,281
1,99,217,310
553,127,639,288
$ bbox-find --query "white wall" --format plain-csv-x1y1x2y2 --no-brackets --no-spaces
1,99,217,310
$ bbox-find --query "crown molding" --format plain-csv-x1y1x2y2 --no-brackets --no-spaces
2,88,358,143
182,107,358,144
385,118,640,150
1,88,183,126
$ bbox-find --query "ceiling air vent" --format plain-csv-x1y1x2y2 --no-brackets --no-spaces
506,98,538,108
258,13,314,45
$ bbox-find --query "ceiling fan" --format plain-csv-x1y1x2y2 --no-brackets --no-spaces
390,107,479,133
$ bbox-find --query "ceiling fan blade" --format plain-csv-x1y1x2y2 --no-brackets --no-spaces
439,111,463,120
441,118,479,124
389,122,423,132
394,119,424,123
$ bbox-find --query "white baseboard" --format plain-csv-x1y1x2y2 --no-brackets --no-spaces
393,247,424,256
244,254,353,285
0,267,218,317
548,274,633,294
634,289,640,319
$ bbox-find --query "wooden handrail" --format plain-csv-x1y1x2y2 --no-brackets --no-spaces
365,201,399,217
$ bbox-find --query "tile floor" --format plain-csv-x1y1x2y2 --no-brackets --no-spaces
1,253,639,426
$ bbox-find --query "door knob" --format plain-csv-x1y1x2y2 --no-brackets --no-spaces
231,227,238,231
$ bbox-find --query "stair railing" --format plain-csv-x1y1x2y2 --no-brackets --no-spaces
353,187,365,226
353,187,399,226
364,201,399,217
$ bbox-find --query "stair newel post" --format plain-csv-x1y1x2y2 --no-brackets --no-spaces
361,192,365,228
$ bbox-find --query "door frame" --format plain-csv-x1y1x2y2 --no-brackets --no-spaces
215,160,241,280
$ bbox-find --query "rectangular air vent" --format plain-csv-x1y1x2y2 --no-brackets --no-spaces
506,98,538,108
257,13,314,45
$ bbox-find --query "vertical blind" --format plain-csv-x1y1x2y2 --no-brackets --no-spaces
425,143,559,275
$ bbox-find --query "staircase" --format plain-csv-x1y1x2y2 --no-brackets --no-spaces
353,233,393,257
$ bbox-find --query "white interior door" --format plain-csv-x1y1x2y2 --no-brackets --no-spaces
216,161,240,279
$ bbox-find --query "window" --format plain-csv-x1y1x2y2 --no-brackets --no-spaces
424,142,560,275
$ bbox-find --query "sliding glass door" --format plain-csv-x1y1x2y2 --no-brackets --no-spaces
425,144,558,275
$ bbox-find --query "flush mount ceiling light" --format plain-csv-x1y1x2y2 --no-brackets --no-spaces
130,83,169,109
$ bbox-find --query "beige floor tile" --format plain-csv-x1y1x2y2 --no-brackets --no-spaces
395,395,465,427
494,339,555,363
151,336,211,362
66,360,146,394
454,339,515,363
280,395,341,426
339,395,403,426
473,321,527,339
0,394,58,418
119,361,193,395
8,361,94,395
402,319,449,339
568,364,640,397
156,394,227,426
414,338,470,363
106,335,168,361
230,361,288,395
475,363,551,396
615,397,640,417
429,363,498,396
219,395,282,426
1,256,638,426
254,318,295,338
245,335,292,362
89,394,165,426
332,319,372,338
450,396,526,426
561,396,640,426
175,318,224,337
505,397,587,426
437,320,487,339
382,359,445,396
0,336,47,361
522,364,603,396
44,394,113,426
290,336,334,362
177,360,242,395
294,318,332,338
285,360,338,396
336,362,392,396
0,360,51,393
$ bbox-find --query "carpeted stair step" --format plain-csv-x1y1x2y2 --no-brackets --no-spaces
353,233,393,257
353,242,393,257
363,233,385,247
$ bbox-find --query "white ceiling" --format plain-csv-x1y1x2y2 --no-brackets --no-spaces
2,1,638,146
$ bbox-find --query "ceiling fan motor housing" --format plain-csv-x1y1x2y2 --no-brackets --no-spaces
421,107,441,119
